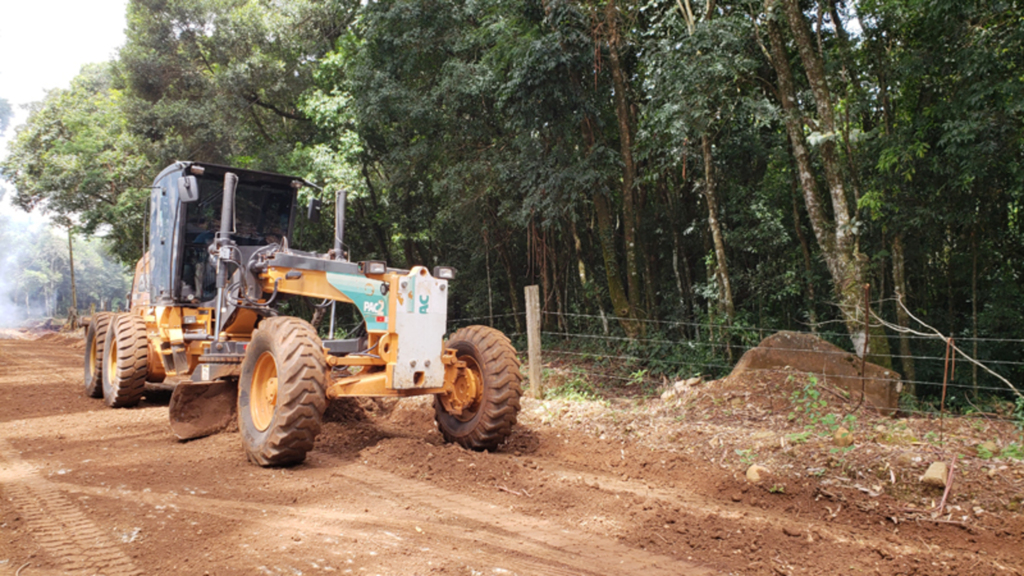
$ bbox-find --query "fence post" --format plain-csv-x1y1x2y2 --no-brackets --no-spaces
525,285,543,399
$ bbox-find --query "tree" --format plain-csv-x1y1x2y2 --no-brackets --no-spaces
0,64,153,265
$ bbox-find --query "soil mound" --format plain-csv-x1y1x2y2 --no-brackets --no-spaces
0,329,30,340
729,331,901,414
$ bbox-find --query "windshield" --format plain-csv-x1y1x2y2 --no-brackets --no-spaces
185,179,294,247
180,177,295,302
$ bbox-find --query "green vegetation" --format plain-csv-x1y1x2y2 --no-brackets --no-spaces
1001,443,1024,460
1,0,1023,409
735,448,758,466
788,375,856,435
0,216,131,324
548,370,602,402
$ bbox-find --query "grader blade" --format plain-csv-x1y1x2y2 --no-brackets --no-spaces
169,380,238,440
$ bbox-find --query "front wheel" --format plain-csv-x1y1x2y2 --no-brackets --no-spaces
238,317,328,466
434,325,522,450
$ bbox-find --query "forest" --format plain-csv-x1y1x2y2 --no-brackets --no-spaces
1,0,1022,405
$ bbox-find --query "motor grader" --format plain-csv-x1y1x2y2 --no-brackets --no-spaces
82,161,522,466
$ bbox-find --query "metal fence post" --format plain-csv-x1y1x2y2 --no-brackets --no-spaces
525,285,543,399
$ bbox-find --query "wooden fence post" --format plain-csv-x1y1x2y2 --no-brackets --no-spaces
525,285,543,399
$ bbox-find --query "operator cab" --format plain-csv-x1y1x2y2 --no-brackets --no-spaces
148,161,300,307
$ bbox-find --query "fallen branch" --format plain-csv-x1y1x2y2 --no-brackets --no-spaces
934,453,957,518
496,484,529,497
873,298,1024,399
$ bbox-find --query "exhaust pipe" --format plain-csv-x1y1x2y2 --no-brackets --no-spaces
213,172,238,342
334,189,347,261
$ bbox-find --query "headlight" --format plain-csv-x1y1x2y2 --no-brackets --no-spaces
433,266,456,280
361,260,387,275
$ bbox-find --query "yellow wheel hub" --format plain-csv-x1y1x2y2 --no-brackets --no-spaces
250,351,279,432
106,337,118,380
441,356,482,421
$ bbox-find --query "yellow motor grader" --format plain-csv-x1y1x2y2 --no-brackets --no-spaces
82,161,522,466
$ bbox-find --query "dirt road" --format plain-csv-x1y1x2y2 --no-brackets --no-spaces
1,337,1021,575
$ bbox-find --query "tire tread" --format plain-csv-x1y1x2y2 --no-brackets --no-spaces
434,325,522,451
103,314,148,408
83,312,114,398
241,317,327,467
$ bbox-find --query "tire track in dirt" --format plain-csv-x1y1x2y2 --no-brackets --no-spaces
61,463,715,576
0,441,142,576
60,483,596,575
58,484,613,575
324,460,717,576
534,457,928,556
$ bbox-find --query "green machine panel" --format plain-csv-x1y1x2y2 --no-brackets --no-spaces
325,272,390,331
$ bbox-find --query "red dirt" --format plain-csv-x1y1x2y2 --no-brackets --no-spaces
0,337,1022,575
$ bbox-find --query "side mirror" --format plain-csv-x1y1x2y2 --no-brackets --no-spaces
307,197,322,222
178,175,199,203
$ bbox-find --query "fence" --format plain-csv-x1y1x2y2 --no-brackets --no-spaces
446,286,1024,421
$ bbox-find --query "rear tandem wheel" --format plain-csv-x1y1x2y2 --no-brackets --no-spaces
83,312,114,398
101,314,149,408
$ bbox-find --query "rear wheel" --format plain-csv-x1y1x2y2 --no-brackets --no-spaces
83,312,114,398
434,325,522,450
238,317,328,466
101,314,149,408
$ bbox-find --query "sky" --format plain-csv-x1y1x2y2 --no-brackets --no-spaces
0,0,130,222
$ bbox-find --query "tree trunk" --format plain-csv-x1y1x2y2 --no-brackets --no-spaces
605,0,644,322
581,103,639,337
360,158,393,262
781,0,850,241
67,228,78,327
496,242,523,334
891,233,915,393
768,0,889,363
484,231,494,326
594,192,641,337
311,306,326,330
571,218,610,327
550,238,566,332
670,220,692,327
972,230,979,396
701,134,734,320
792,191,818,332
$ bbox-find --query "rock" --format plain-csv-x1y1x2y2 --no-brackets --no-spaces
896,452,923,467
833,427,854,448
746,464,770,483
921,462,949,487
977,440,999,457
727,331,901,414
672,376,703,393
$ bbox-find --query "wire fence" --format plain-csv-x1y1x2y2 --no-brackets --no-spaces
448,308,1024,421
